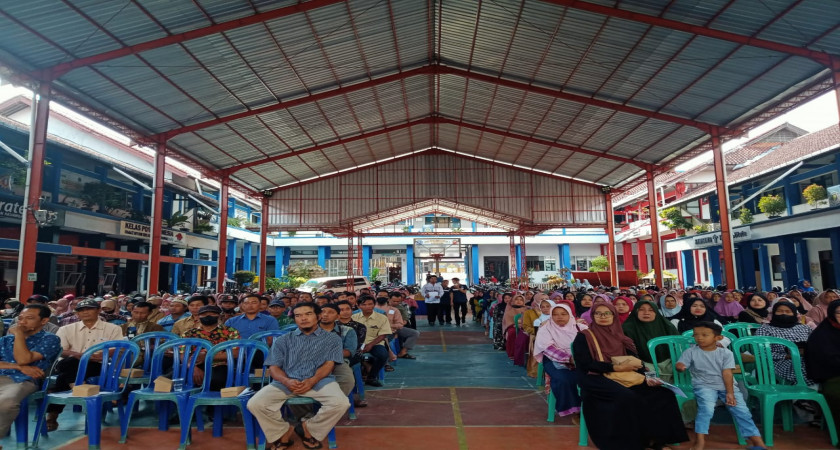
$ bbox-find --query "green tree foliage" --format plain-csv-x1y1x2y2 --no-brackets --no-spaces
589,255,610,272
233,270,256,288
658,207,693,231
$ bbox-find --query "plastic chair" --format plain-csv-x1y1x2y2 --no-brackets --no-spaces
513,313,522,334
34,340,140,450
12,353,59,447
280,323,298,332
682,328,738,342
352,363,365,401
179,340,270,450
126,331,177,386
723,322,761,338
648,335,747,445
119,338,214,443
250,329,294,346
732,336,838,447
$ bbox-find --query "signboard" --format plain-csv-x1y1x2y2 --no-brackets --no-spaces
119,221,184,245
27,273,37,281
690,227,751,249
0,198,25,219
413,238,462,258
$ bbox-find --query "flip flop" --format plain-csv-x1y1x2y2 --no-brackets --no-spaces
398,354,416,359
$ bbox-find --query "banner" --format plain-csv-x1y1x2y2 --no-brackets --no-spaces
119,221,184,245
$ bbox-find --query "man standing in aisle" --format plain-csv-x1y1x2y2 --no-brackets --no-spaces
421,275,444,326
450,278,469,326
439,279,452,325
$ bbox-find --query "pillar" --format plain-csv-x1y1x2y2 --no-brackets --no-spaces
637,240,649,273
124,242,141,293
259,197,268,292
515,244,522,277
646,171,663,286
709,246,722,287
757,244,772,291
783,181,798,216
362,245,372,278
189,248,199,291
17,84,50,300
318,246,332,268
406,244,415,285
226,239,238,277
558,244,570,269
681,250,695,288
830,230,840,289
172,261,182,293
276,246,290,276
778,238,799,288
794,239,810,283
622,242,634,271
737,245,756,289
605,190,619,286
471,245,480,285
146,141,166,294
216,177,230,292
242,241,252,272
711,128,737,289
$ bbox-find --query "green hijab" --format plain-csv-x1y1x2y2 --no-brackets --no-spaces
621,300,678,363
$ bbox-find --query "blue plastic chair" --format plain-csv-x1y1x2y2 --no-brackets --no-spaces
280,324,298,332
34,340,140,450
178,340,270,450
352,363,365,401
732,336,838,447
119,338,213,443
125,331,177,386
12,353,59,448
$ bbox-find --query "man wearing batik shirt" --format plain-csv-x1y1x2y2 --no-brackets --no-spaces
0,304,61,437
183,305,240,390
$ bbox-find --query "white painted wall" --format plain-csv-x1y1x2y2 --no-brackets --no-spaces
806,238,831,291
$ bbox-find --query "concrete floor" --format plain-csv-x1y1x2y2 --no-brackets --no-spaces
4,317,837,449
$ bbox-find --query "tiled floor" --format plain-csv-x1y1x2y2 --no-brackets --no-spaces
4,317,837,449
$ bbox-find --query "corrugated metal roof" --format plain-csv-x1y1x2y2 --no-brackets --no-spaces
0,0,837,228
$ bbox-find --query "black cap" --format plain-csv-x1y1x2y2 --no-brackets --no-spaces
26,294,50,305
75,299,100,311
269,299,286,307
198,305,222,315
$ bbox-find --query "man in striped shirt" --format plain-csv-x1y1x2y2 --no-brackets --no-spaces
247,302,349,450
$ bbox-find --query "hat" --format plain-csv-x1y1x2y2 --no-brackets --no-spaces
62,294,76,301
269,299,286,307
219,296,237,303
75,299,100,311
198,305,222,315
171,298,189,307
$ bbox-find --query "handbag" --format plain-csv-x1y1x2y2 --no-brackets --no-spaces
586,330,645,388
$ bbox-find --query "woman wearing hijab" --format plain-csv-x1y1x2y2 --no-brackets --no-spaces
580,294,610,324
659,294,681,320
622,300,679,381
738,293,770,324
534,302,585,420
806,290,840,326
806,299,840,433
572,302,688,450
612,296,633,324
491,293,510,350
503,294,528,365
573,293,593,319
523,295,551,377
713,291,743,323
671,298,725,333
756,300,815,385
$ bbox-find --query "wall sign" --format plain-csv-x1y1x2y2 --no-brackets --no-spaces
691,227,751,249
0,199,25,219
119,221,184,244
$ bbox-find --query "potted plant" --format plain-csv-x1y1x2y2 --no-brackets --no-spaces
802,184,828,209
81,182,122,212
402,225,411,233
659,207,693,231
737,207,753,225
692,223,709,233
287,230,297,237
227,216,243,228
166,211,190,229
193,220,214,233
758,194,785,218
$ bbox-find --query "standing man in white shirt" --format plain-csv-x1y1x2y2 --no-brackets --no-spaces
421,275,444,326
47,299,124,431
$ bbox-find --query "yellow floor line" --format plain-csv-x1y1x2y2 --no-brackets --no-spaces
440,330,447,352
449,387,469,450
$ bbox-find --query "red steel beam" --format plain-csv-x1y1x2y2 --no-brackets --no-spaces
259,197,268,293
711,128,736,289
605,190,619,287
158,65,435,141
16,84,50,301
146,142,167,295
41,0,347,80
541,0,834,67
438,66,721,134
216,177,230,293
438,117,651,169
646,171,663,287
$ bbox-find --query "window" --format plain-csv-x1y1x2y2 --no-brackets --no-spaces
423,216,461,228
664,252,678,270
617,255,625,271
525,256,556,271
570,256,599,271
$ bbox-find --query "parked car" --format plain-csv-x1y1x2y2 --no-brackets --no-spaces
298,276,371,295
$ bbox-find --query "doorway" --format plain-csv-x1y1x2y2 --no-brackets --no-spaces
819,250,836,289
484,256,509,282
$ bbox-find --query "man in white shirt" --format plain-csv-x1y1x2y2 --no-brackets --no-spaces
47,299,124,430
421,275,444,326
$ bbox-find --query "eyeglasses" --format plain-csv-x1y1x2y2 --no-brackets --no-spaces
593,312,614,318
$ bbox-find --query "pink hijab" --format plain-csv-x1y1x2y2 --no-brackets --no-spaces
533,302,587,363
714,291,745,317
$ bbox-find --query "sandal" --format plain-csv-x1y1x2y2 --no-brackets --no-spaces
384,365,395,372
269,438,294,449
398,354,416,359
294,423,323,449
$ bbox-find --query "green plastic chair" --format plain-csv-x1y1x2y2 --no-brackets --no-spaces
681,328,738,342
648,335,747,445
723,322,761,338
732,336,838,447
536,361,545,387
514,313,522,334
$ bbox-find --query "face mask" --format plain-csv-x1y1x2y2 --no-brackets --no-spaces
102,309,114,314
199,316,219,326
221,307,236,314
773,314,797,325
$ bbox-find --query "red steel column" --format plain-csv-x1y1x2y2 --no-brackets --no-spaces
605,190,619,287
711,128,737,289
833,57,840,130
259,196,268,293
622,241,634,271
217,177,230,293
646,171,663,286
637,240,649,273
519,233,528,289
146,142,167,294
17,84,50,300
346,231,355,291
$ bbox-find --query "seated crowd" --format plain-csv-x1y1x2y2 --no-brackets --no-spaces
0,285,421,450
480,281,840,450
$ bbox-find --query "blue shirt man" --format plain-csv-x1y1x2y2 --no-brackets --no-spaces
225,294,279,339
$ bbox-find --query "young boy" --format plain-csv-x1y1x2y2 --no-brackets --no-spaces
675,322,767,450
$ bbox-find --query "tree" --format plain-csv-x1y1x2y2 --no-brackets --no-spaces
758,195,785,217
659,207,693,231
286,261,326,279
737,207,753,225
589,255,610,272
233,270,256,289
